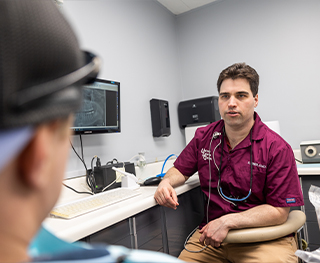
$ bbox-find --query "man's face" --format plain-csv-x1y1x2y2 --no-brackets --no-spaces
218,78,258,130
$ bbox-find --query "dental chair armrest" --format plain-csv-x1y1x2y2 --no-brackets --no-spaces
224,210,306,243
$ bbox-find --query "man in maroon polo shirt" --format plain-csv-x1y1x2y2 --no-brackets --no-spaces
154,63,304,263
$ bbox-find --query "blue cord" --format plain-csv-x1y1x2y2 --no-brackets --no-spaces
156,154,178,177
219,188,252,202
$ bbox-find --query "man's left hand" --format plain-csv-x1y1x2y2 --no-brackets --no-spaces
198,217,230,248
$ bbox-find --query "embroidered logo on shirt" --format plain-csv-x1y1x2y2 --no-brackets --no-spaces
286,198,296,204
248,161,266,169
201,148,212,161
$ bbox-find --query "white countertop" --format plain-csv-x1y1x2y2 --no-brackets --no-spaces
44,162,200,242
44,156,320,243
294,149,320,175
297,163,320,175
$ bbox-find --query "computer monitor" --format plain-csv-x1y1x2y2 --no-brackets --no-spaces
71,79,120,135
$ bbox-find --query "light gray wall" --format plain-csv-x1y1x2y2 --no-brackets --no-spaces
62,0,320,176
62,0,185,176
176,0,320,149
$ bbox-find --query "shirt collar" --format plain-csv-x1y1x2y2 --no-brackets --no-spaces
219,112,265,152
251,112,266,141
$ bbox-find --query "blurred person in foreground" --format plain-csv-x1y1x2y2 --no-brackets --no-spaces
0,1,184,262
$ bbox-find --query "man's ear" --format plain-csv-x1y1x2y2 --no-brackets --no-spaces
254,94,259,108
18,125,51,189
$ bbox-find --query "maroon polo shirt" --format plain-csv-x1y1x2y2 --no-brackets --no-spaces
174,112,304,228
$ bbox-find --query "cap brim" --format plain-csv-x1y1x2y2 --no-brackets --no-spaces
0,127,34,172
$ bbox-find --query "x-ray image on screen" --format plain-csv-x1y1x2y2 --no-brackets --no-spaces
71,79,120,135
74,88,106,128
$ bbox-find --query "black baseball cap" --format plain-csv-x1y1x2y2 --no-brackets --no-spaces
0,0,101,130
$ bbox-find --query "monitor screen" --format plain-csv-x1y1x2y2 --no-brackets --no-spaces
71,79,120,135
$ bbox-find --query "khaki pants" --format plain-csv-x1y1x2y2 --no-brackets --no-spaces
179,229,298,263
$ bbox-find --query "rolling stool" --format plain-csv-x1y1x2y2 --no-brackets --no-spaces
224,210,307,262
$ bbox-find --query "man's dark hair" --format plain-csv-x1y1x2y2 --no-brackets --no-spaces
217,63,259,97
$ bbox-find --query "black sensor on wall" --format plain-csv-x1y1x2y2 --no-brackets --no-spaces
150,98,171,137
71,78,120,135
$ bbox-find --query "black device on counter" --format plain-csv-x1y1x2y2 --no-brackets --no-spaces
143,176,162,186
93,161,136,192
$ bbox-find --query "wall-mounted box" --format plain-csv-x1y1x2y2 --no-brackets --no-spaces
150,98,171,137
178,96,220,129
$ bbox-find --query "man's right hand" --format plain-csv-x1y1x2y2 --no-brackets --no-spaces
154,178,179,210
